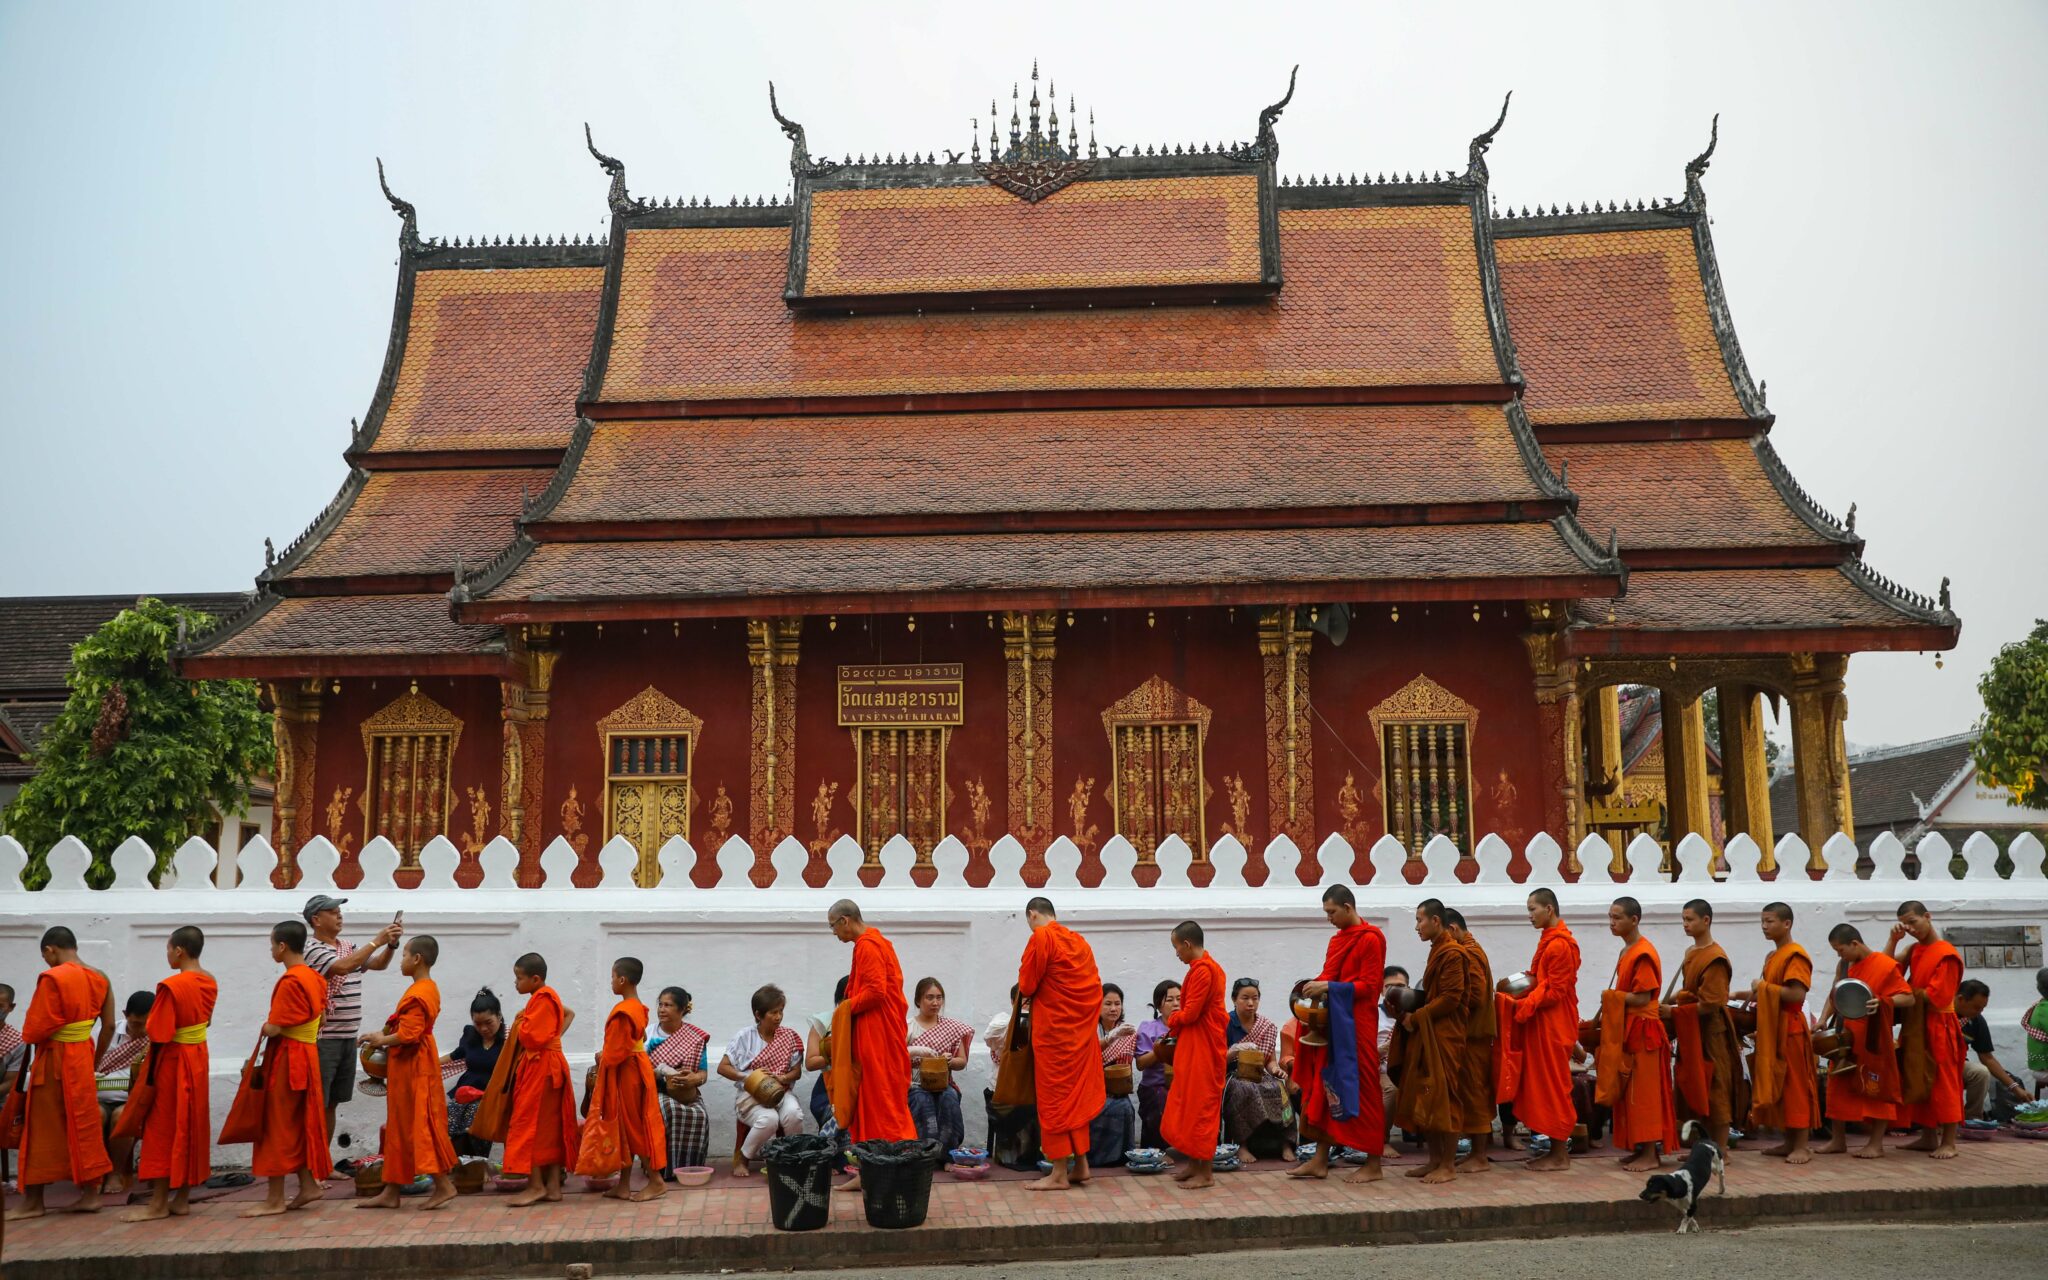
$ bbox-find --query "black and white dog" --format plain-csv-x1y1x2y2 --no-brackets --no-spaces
1637,1140,1725,1233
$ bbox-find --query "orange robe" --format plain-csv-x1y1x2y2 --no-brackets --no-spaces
844,928,916,1142
1827,952,1908,1126
1602,938,1678,1152
1905,939,1966,1127
1162,950,1226,1160
504,985,580,1175
1394,934,1473,1134
1455,935,1500,1137
1508,922,1580,1142
1671,943,1740,1131
19,962,113,1188
1295,922,1385,1154
1748,942,1818,1132
379,978,458,1184
586,997,665,1172
1018,920,1106,1160
134,970,217,1188
250,964,332,1179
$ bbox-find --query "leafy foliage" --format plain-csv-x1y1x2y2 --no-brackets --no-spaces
1974,619,2048,811
2,599,274,887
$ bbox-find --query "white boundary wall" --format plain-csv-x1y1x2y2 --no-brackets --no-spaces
3,827,2042,1164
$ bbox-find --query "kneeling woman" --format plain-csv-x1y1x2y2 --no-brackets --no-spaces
1222,978,1288,1162
906,977,973,1151
647,986,711,1175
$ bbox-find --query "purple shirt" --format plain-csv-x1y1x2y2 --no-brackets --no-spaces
1135,1017,1171,1089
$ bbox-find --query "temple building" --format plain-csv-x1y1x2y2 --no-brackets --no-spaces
179,69,1960,887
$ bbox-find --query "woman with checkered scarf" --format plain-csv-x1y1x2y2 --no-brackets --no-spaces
648,986,711,1174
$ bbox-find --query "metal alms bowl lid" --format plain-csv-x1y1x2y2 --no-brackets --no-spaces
1832,977,1876,1020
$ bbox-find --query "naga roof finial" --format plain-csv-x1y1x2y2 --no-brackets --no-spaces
584,123,635,215
1466,91,1513,182
1254,65,1300,160
1685,113,1719,207
375,158,420,252
768,81,811,178
1939,577,1952,612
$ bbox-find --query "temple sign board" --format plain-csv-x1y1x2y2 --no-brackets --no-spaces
837,664,965,727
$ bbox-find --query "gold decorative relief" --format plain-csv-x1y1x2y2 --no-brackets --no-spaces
1068,776,1101,860
1003,611,1056,847
560,785,590,857
1258,608,1314,845
359,688,462,860
597,686,703,886
1103,676,1212,855
1367,675,1479,857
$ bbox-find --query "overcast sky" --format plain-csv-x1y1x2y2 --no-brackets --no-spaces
1,1,2041,750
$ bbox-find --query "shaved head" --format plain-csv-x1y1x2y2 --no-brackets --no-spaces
828,899,863,924
1528,887,1559,913
1172,920,1204,946
1025,896,1056,918
1321,884,1355,908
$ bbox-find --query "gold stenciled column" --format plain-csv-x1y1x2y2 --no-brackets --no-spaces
502,624,558,871
268,678,323,882
1522,610,1585,867
1258,607,1315,849
747,617,801,845
1716,683,1775,870
1584,685,1626,865
1001,611,1056,852
1788,652,1851,874
1660,685,1712,871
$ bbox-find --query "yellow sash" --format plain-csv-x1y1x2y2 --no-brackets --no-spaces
50,1019,93,1043
631,1039,647,1053
279,1017,322,1044
172,1023,209,1044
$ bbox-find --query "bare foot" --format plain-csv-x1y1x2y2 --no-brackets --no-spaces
4,1205,47,1222
1403,1162,1435,1179
1171,1163,1197,1182
355,1187,401,1210
1175,1172,1214,1189
506,1184,548,1207
603,1182,633,1200
240,1201,290,1217
121,1203,173,1223
1929,1144,1959,1160
1619,1154,1663,1173
1784,1149,1812,1166
1023,1173,1071,1191
1288,1158,1331,1180
288,1182,324,1210
1819,1136,1848,1155
1238,1149,1258,1165
1525,1151,1570,1172
1762,1142,1793,1158
70,1191,102,1214
630,1181,666,1202
1853,1144,1887,1160
1456,1155,1490,1174
1419,1166,1455,1185
1343,1162,1386,1185
543,1183,564,1202
423,1180,457,1210
1902,1132,1938,1152
835,1174,862,1193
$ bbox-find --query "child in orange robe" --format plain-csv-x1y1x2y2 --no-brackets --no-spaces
1161,919,1226,1189
579,956,666,1201
356,935,458,1210
1505,888,1580,1172
1737,902,1817,1165
1600,897,1679,1172
1820,923,1911,1158
4,927,115,1221
242,919,333,1216
1892,900,1967,1158
505,952,580,1206
119,926,217,1221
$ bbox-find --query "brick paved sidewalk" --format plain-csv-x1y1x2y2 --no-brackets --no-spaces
6,1143,2047,1280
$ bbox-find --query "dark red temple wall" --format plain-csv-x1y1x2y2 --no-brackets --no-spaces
793,614,1010,872
310,675,502,887
541,620,755,884
1306,609,1550,870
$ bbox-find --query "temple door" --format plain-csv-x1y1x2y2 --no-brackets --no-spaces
359,688,463,863
855,727,947,859
605,732,691,885
1111,722,1204,854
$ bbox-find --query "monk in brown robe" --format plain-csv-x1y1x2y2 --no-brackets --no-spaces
1502,888,1580,1172
1661,899,1741,1157
1820,923,1911,1158
1018,897,1106,1189
1395,899,1475,1185
5,926,116,1221
1444,910,1498,1174
243,920,333,1216
580,956,666,1200
355,936,457,1210
505,952,580,1206
1601,897,1678,1172
1891,900,1966,1158
1735,902,1816,1165
827,899,917,1192
119,926,217,1221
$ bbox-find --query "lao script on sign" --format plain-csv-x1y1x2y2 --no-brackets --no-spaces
837,664,965,726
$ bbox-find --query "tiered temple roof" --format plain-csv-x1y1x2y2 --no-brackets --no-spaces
182,72,1957,676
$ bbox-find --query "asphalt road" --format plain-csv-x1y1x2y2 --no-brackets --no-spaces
620,1221,2048,1280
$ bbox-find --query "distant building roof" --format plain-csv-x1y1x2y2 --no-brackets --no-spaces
1768,729,1980,844
0,593,250,696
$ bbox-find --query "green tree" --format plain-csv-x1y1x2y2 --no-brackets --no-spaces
1974,619,2048,811
1690,687,1784,770
2,598,273,887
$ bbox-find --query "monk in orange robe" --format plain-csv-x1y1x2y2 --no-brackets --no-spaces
1820,923,1911,1159
4,926,116,1221
1396,899,1477,1184
1503,888,1579,1171
118,926,217,1222
1017,897,1105,1190
1891,899,1965,1158
505,952,580,1206
1736,902,1816,1165
356,936,458,1211
1289,885,1386,1185
1446,909,1499,1173
1662,898,1742,1157
578,956,666,1201
1162,919,1227,1189
1600,897,1678,1172
243,919,333,1216
827,899,916,1192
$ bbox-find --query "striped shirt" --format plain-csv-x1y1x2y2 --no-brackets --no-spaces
302,937,363,1040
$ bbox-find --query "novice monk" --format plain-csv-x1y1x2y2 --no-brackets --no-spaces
826,899,916,1191
718,984,805,1177
1662,899,1741,1156
1395,899,1475,1185
1504,889,1580,1172
5,927,116,1221
1736,902,1817,1165
1162,920,1227,1190
1018,896,1105,1190
1600,897,1678,1173
243,920,333,1216
1445,909,1499,1174
356,935,457,1211
505,953,580,1206
1290,885,1387,1186
581,956,666,1200
1820,923,1910,1158
119,926,217,1221
1891,900,1965,1158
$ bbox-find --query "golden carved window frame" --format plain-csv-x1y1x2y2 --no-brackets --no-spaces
1101,675,1213,854
357,688,464,853
596,685,705,854
1367,673,1480,851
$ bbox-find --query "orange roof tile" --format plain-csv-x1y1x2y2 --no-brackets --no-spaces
368,266,602,453
1543,438,1835,552
193,594,499,662
1496,228,1747,425
1575,568,1928,632
282,468,548,581
599,206,1501,403
549,404,1548,525
797,176,1264,299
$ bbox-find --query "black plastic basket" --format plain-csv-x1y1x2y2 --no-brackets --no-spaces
762,1133,837,1231
852,1138,943,1229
